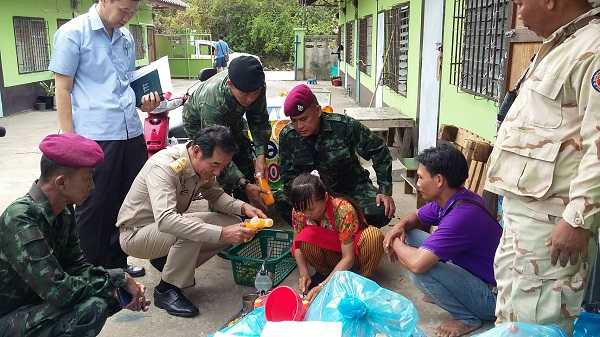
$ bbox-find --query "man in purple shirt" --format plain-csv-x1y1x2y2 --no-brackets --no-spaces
384,143,501,337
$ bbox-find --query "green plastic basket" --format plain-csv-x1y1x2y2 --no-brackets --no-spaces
221,229,296,287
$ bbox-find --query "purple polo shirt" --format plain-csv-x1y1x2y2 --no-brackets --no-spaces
417,188,501,285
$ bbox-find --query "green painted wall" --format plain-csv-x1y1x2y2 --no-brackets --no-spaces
438,0,497,140
0,0,153,88
338,0,497,139
339,0,422,119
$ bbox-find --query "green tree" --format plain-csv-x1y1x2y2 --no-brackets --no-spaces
154,0,337,65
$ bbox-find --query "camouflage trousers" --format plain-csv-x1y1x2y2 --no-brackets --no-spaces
0,296,115,337
495,196,597,336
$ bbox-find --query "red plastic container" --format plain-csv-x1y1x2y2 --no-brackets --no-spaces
264,286,306,322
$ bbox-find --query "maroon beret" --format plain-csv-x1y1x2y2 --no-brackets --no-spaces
284,84,318,117
39,133,104,168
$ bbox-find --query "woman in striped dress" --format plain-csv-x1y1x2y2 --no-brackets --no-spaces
290,171,384,301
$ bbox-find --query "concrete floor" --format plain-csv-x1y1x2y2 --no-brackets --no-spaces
0,75,492,337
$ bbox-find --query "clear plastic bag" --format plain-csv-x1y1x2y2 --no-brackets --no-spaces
211,307,267,337
573,311,600,337
304,271,420,337
473,322,567,337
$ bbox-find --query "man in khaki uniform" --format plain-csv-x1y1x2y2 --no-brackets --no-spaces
117,126,264,318
485,0,600,333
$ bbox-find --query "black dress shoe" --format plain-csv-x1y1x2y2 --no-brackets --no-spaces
154,287,199,317
126,264,146,278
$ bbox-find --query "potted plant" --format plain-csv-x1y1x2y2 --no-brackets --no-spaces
38,80,55,110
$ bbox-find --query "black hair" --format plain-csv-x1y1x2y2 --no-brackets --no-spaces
192,125,238,158
416,142,468,188
290,173,368,229
219,35,224,40
39,155,78,183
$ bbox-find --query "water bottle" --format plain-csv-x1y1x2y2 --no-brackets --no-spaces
254,263,273,295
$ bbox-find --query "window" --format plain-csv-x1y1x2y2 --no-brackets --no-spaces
345,21,353,65
450,0,510,100
129,24,145,60
13,17,50,74
57,18,70,28
358,15,373,75
384,4,410,95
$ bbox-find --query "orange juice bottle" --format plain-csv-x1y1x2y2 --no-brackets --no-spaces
255,172,275,206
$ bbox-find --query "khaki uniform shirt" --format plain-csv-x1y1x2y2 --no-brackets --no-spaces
116,144,245,242
486,9,600,231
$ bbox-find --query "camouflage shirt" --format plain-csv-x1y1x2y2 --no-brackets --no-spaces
182,70,271,186
0,183,126,317
279,113,393,198
486,8,600,231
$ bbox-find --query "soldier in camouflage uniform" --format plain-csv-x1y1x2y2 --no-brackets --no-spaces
485,1,600,334
183,56,271,210
278,84,395,228
0,134,147,337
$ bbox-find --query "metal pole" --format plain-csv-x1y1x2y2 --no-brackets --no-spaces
294,34,299,81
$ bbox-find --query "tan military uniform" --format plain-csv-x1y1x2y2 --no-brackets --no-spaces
485,9,600,334
117,144,246,288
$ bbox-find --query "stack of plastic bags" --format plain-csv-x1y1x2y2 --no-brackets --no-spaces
473,311,600,337
211,271,424,337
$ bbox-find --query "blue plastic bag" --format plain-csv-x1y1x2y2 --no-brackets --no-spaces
304,271,419,337
473,322,567,337
411,327,427,337
574,311,600,337
211,307,266,337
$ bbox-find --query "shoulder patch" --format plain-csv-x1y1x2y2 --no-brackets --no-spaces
593,69,600,93
169,157,188,174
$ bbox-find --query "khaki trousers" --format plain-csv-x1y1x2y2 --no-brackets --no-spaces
495,197,597,335
120,212,240,288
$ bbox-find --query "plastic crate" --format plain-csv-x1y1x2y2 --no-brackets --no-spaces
221,229,296,287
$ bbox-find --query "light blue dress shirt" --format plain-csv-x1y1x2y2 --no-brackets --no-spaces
49,5,142,141
215,40,230,58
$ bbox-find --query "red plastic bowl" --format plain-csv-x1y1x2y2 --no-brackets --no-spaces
264,286,305,322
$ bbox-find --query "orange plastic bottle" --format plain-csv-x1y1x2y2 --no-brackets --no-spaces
255,172,275,206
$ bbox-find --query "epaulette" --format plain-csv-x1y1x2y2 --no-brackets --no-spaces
169,157,188,174
323,113,346,123
279,123,296,138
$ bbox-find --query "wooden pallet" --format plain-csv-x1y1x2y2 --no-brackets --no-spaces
400,125,495,211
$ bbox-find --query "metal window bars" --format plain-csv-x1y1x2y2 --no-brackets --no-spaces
358,15,373,75
13,17,50,74
345,21,353,64
450,0,510,101
384,3,410,96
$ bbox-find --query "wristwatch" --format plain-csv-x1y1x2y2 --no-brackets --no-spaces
239,177,250,189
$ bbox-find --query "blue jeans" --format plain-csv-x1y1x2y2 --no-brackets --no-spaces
406,229,497,326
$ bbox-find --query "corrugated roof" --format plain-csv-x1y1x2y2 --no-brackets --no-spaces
149,0,188,10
